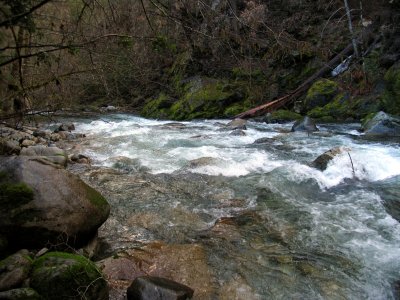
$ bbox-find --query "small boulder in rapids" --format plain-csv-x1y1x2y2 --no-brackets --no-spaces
311,146,351,171
0,156,110,249
291,116,319,132
362,111,400,137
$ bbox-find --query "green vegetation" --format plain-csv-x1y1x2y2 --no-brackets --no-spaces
30,252,108,300
270,110,302,122
382,64,400,115
83,183,109,210
0,181,34,209
304,79,338,112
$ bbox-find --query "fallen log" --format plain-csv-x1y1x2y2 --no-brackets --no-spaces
234,28,377,119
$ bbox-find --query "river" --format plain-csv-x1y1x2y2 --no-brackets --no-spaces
67,114,400,299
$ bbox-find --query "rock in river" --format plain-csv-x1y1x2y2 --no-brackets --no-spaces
362,111,400,137
291,116,319,132
311,146,351,171
0,156,110,249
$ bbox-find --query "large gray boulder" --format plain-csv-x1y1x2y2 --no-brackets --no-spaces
291,116,319,132
362,111,400,137
311,147,351,171
0,156,110,249
20,145,67,167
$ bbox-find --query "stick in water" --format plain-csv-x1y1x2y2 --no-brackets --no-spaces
347,152,356,177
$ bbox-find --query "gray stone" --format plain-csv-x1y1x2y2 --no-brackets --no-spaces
0,138,20,155
230,129,246,136
0,156,110,249
362,111,400,137
226,118,247,130
20,139,36,147
291,116,319,132
19,145,67,167
127,276,194,300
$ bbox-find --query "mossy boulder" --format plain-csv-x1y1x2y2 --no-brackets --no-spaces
30,252,108,300
303,79,339,112
0,157,110,250
141,77,245,120
141,93,176,119
382,63,400,115
361,111,400,136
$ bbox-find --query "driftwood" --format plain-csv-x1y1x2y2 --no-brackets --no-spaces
234,28,377,119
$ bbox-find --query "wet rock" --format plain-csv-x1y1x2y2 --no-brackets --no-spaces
0,288,42,300
311,146,351,171
0,250,32,291
98,257,145,282
32,130,50,139
49,133,60,142
127,276,194,300
70,153,91,164
57,123,75,132
230,129,246,136
124,242,215,299
0,138,20,155
161,122,187,130
30,252,108,300
362,111,400,137
253,137,273,144
108,156,149,173
291,116,319,132
226,118,247,130
220,276,261,300
19,145,67,167
186,157,218,169
0,156,110,249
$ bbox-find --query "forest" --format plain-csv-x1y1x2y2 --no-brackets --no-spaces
1,0,399,123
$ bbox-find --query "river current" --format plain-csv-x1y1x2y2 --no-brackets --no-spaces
69,114,400,299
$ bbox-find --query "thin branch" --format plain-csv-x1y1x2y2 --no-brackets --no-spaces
0,0,53,28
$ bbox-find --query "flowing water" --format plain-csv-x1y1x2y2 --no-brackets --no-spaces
69,114,400,299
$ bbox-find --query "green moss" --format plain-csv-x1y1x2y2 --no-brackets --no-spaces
270,110,302,122
141,93,173,119
382,64,400,115
0,182,34,209
84,184,108,210
31,252,107,300
167,80,236,120
304,79,338,111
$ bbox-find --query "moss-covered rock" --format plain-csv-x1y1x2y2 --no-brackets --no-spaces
382,63,400,115
140,77,247,120
303,79,338,112
30,252,108,300
0,157,110,250
141,93,176,119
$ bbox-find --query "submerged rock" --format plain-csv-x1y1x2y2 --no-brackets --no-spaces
291,116,319,132
127,276,194,300
311,146,351,171
30,252,108,300
361,111,400,137
0,156,110,249
230,129,246,136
